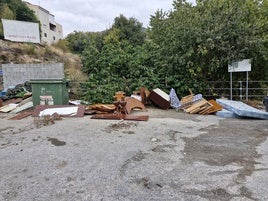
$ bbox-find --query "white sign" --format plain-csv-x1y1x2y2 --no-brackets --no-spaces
2,19,40,43
228,59,251,72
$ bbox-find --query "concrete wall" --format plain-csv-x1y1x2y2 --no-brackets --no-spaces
2,63,64,90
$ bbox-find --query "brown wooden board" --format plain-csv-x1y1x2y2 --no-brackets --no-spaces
124,115,149,121
91,113,149,121
9,111,33,120
203,99,223,114
3,98,23,105
91,114,124,120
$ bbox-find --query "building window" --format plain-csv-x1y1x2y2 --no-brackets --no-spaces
49,23,56,31
44,33,47,37
53,36,55,40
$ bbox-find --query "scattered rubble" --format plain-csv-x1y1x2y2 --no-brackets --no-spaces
33,113,62,128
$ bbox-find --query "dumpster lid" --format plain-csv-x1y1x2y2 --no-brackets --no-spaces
30,79,67,84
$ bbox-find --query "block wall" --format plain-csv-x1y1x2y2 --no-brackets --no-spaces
2,63,64,90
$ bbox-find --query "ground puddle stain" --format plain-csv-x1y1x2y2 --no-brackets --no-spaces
47,137,66,146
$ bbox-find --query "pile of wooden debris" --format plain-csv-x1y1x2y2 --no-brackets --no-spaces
178,91,223,114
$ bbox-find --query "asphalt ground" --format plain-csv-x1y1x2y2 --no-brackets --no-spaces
0,108,268,201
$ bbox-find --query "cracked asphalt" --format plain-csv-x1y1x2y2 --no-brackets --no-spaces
0,108,268,201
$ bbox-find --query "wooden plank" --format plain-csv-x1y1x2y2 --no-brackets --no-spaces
91,114,149,121
190,104,211,114
185,99,208,113
124,115,149,121
202,100,223,114
91,114,123,120
9,111,32,120
0,104,17,113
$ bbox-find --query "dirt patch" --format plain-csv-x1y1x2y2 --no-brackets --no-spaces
103,121,138,133
47,137,66,146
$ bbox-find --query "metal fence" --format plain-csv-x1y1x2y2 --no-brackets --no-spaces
203,81,268,100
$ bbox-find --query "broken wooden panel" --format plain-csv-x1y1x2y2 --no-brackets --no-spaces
125,97,146,114
185,99,209,113
9,111,33,120
181,90,193,104
3,98,23,105
148,88,170,109
86,104,116,113
178,94,203,109
0,104,17,113
201,99,223,114
190,104,212,114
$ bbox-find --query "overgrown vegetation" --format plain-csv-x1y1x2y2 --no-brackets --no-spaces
65,0,267,103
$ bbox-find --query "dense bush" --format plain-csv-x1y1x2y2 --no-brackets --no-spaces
66,0,268,103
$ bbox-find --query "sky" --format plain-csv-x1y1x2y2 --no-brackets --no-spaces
25,0,196,37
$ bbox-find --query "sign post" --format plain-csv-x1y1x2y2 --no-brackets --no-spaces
228,59,251,101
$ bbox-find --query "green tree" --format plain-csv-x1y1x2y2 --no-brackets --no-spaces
148,0,268,95
112,14,146,46
0,0,38,22
66,31,105,54
0,4,15,38
0,0,39,38
80,14,158,103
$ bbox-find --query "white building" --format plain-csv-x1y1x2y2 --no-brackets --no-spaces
25,1,63,45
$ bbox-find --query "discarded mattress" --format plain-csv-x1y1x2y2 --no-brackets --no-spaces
216,109,239,118
216,99,268,120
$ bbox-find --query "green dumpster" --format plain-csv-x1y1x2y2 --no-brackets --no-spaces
30,79,69,106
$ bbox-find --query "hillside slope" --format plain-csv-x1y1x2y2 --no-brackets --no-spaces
0,40,86,93
0,39,86,82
